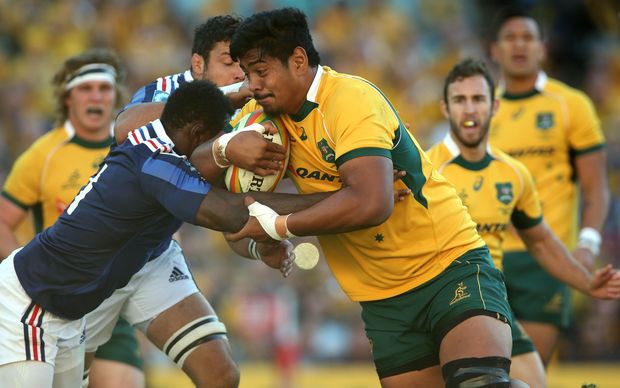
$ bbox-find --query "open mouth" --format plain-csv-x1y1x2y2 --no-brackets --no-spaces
463,120,478,128
86,107,104,116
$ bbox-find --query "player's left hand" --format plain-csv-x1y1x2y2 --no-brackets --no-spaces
573,247,596,271
257,240,295,277
225,197,277,242
393,169,410,202
588,264,620,299
226,85,253,109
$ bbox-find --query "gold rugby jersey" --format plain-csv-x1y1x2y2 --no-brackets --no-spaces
427,134,543,269
2,121,112,232
490,72,604,251
230,66,485,301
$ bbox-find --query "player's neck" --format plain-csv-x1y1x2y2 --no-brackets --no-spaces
502,72,538,95
459,144,487,164
71,122,112,143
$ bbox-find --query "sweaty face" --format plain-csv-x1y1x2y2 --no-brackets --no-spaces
492,17,544,78
201,41,245,87
240,49,302,116
65,80,116,137
444,75,494,149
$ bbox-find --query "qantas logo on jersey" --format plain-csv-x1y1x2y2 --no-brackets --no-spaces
477,223,508,233
506,147,556,158
292,167,341,183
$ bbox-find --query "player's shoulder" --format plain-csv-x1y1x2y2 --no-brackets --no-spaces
20,126,70,159
489,146,531,180
426,141,453,166
544,77,593,106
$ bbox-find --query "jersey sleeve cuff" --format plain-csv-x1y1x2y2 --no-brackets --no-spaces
572,143,605,156
511,209,543,230
335,147,392,168
1,191,30,210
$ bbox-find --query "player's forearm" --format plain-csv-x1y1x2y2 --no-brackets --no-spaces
0,223,20,259
283,186,393,236
580,187,610,233
577,150,610,232
522,228,592,294
189,139,227,184
196,188,331,233
114,102,165,144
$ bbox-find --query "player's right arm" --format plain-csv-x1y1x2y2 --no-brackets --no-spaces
517,221,620,299
0,197,27,259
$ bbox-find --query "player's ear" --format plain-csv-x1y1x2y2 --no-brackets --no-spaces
491,98,499,117
191,53,206,76
290,47,307,74
440,99,450,119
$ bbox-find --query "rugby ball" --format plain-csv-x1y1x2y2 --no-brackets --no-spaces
224,110,290,193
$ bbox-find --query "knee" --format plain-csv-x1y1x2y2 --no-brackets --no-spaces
442,356,512,388
194,362,239,388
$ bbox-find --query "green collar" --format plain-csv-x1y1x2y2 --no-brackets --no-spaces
70,135,114,149
290,100,318,122
451,153,494,171
502,89,540,100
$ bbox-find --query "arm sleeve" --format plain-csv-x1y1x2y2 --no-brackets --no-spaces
511,159,543,229
328,84,397,165
139,153,213,224
567,90,605,155
2,146,44,209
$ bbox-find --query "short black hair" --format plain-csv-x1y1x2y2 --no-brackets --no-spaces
443,58,495,104
230,7,320,67
160,80,233,138
192,15,242,61
491,6,544,41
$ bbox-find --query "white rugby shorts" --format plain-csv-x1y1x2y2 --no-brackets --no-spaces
0,250,85,369
85,240,200,352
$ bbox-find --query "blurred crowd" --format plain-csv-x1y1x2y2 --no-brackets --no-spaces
1,0,620,366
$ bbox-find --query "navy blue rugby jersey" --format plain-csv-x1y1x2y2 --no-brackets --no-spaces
125,70,193,108
13,119,212,320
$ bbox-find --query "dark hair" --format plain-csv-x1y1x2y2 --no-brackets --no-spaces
443,58,495,104
491,6,544,41
52,48,126,126
160,80,233,138
230,7,320,67
192,15,242,65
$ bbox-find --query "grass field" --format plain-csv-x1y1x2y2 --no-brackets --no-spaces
146,361,620,388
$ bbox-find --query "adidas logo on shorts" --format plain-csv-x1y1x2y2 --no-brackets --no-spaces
169,266,189,283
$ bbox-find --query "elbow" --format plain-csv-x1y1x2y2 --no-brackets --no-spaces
357,196,393,228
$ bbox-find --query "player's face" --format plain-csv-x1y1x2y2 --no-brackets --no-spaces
240,49,303,116
442,75,496,149
202,41,245,87
492,17,545,78
65,80,116,136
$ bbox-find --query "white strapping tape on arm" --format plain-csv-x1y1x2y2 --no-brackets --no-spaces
247,201,284,241
578,227,602,256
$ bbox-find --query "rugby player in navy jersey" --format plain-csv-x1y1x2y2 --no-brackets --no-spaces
0,81,328,388
115,15,287,180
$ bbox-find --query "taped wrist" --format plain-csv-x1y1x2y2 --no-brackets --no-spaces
247,201,297,241
211,123,266,169
578,227,602,256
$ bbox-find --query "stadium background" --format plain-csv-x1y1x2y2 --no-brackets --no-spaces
1,0,619,386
